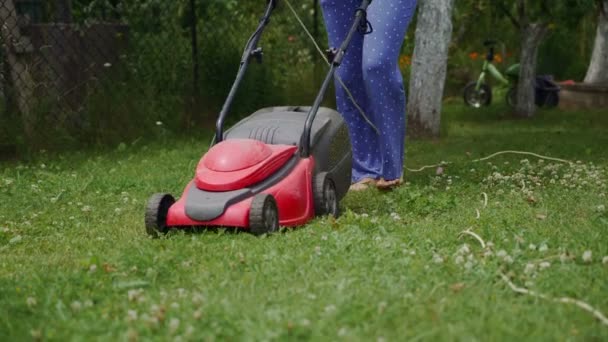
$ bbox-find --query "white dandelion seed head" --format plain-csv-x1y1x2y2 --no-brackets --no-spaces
127,310,138,322
582,250,593,262
70,301,83,312
128,289,144,302
192,292,204,304
458,244,470,255
432,254,444,264
26,297,37,308
602,256,608,264
539,261,551,269
169,318,180,333
539,244,548,252
524,263,536,274
324,305,336,313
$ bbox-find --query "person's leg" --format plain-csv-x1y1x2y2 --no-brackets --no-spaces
320,0,381,183
362,0,417,184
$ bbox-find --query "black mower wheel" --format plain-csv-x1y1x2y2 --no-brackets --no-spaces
145,193,175,237
249,194,279,236
313,172,340,218
463,82,492,108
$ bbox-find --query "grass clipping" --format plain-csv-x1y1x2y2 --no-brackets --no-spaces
499,273,608,327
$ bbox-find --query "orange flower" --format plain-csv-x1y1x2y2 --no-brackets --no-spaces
469,52,479,60
399,55,411,69
495,53,503,64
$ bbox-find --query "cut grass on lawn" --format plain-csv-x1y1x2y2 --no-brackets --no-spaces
1,104,608,341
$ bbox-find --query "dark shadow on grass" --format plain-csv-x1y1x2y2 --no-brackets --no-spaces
162,225,297,238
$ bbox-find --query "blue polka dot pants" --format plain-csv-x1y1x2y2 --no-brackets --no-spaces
320,0,417,182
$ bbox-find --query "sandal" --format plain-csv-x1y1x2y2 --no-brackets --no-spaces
349,178,377,192
376,178,403,190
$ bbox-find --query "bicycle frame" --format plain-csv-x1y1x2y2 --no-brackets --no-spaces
475,60,510,90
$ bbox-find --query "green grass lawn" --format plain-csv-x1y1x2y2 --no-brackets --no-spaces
1,104,607,341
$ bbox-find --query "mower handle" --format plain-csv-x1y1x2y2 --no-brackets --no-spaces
299,0,372,157
215,0,278,143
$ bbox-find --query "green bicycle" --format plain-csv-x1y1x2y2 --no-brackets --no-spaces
464,40,560,108
463,40,519,108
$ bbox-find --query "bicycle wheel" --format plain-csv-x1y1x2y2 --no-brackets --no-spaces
463,82,492,108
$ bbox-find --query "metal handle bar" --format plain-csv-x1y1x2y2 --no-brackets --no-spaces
215,0,277,143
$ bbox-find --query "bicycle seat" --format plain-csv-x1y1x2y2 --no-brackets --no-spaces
483,39,497,47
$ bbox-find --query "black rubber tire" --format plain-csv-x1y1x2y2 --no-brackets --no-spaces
249,194,279,236
313,172,340,218
506,87,517,107
543,92,559,108
463,82,492,108
145,193,175,237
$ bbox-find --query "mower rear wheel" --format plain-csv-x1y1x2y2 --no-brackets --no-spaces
145,193,175,237
249,194,279,236
314,172,339,218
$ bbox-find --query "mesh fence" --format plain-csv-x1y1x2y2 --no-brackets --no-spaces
0,0,326,152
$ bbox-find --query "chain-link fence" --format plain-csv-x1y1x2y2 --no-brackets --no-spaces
0,0,326,153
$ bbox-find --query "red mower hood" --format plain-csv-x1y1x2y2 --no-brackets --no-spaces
203,139,273,172
196,139,298,192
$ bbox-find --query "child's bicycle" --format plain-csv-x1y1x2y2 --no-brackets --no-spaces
463,40,560,108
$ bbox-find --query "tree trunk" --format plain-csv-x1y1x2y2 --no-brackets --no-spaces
407,0,455,138
584,0,608,84
514,22,548,118
0,0,35,139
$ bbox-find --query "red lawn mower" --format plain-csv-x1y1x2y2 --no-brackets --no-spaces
145,0,372,236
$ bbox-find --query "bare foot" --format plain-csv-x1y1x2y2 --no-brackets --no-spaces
349,178,377,192
376,178,403,190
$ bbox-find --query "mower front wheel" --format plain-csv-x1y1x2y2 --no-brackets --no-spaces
314,172,339,218
145,193,175,237
249,194,279,236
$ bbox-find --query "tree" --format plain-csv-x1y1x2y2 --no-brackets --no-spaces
495,0,551,118
408,0,455,138
584,0,608,83
495,0,596,117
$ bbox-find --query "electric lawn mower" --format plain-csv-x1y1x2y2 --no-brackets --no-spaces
145,0,372,236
